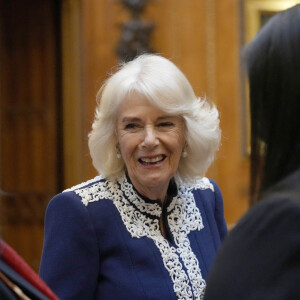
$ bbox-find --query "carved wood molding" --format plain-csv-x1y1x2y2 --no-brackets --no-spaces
116,0,156,61
0,192,51,225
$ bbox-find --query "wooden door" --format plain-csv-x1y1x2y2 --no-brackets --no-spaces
0,0,61,271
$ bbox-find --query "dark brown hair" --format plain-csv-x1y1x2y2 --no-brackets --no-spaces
243,5,300,204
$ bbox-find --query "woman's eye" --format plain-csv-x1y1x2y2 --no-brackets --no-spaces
124,123,139,130
158,122,174,127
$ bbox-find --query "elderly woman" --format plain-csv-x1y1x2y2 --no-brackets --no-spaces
39,54,227,300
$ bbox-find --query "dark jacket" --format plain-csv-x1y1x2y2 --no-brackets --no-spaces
204,169,300,300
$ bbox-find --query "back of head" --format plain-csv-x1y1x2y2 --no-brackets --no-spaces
243,4,300,204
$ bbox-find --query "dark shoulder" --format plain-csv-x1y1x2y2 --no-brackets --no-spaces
204,190,300,299
236,191,300,234
216,186,300,260
249,168,300,224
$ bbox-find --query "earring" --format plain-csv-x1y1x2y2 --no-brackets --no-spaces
182,144,188,158
116,145,121,159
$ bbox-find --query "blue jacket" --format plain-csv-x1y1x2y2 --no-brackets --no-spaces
40,174,227,300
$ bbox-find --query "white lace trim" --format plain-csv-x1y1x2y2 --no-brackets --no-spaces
70,175,214,299
177,176,214,193
63,175,103,193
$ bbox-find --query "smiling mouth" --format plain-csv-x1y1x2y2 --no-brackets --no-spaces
138,155,166,165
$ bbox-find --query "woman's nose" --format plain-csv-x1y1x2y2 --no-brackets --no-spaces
142,126,159,147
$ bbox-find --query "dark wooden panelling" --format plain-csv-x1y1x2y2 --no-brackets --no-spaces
0,0,61,271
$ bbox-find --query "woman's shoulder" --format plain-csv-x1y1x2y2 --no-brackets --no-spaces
252,169,300,219
179,177,217,193
63,175,104,193
239,169,300,229
240,191,300,230
228,189,300,250
179,178,223,207
48,175,112,209
204,187,300,299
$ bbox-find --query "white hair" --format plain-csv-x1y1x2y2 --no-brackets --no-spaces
88,54,221,181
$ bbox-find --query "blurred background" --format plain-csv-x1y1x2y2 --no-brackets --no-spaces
0,0,298,271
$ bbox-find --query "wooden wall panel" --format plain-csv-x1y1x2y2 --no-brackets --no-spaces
62,0,128,186
215,1,249,224
0,0,61,270
61,0,86,188
147,1,208,96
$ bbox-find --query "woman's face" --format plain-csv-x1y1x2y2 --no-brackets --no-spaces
116,92,186,200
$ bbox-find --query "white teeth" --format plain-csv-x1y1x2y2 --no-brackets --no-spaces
140,155,164,163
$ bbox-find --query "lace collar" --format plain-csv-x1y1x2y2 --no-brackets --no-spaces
118,173,178,218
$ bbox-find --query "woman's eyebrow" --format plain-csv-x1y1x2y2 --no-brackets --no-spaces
121,117,141,123
157,115,177,121
121,115,176,124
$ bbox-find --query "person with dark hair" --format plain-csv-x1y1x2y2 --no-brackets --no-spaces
39,54,227,299
204,4,300,299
